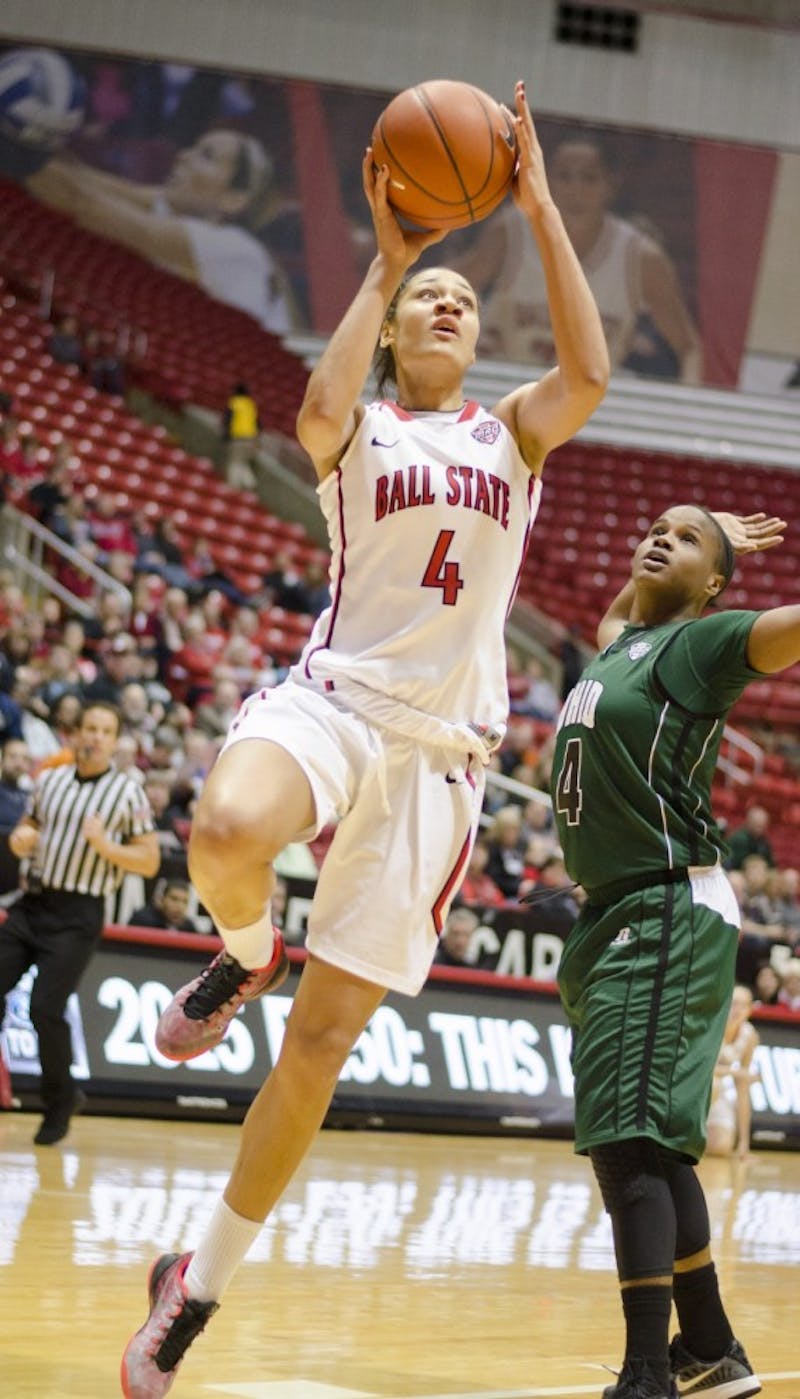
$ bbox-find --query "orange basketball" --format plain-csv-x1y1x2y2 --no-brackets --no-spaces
371,79,517,231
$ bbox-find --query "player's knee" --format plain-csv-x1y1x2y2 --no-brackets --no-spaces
590,1138,665,1214
190,793,281,868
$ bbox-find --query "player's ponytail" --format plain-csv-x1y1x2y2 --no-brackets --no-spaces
371,278,409,398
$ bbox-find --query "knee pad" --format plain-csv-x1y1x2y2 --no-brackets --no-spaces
589,1138,665,1214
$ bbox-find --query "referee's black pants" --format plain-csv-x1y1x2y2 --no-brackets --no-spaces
0,890,104,1111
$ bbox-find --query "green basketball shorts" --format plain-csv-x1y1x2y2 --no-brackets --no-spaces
557,868,740,1162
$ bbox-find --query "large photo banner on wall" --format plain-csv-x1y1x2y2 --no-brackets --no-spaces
0,42,794,391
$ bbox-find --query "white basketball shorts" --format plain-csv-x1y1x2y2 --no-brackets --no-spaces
222,679,485,995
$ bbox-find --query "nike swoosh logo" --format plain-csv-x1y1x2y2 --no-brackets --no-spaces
677,1368,722,1394
445,774,459,784
371,435,399,448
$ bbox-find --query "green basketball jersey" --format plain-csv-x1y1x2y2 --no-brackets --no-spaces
552,610,762,897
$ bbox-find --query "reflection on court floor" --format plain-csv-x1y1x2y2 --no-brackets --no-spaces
2,1130,799,1273
1,1117,799,1399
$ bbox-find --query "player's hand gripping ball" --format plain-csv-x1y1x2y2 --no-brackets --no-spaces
371,79,518,231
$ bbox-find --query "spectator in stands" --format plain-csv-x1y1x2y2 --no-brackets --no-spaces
260,549,312,614
39,595,66,649
485,804,528,900
174,727,217,801
777,958,800,1012
300,559,331,619
143,770,188,857
705,985,760,1159
522,795,558,845
87,490,137,564
1,617,38,673
221,382,260,490
0,737,32,902
220,634,266,693
85,328,127,396
519,851,580,920
54,537,101,606
135,514,190,585
61,618,96,684
0,737,32,828
128,573,165,662
118,680,160,752
433,905,481,968
129,878,198,933
731,856,788,986
36,691,83,772
148,724,183,776
50,490,92,551
140,655,172,719
46,314,86,370
82,589,131,654
29,129,298,334
121,84,610,1392
195,559,253,609
155,586,190,680
11,667,62,767
193,673,243,741
766,866,800,950
0,414,26,486
114,733,145,785
168,612,220,706
82,633,142,706
105,548,137,592
753,961,781,1006
0,680,24,746
741,854,786,942
33,641,82,716
497,717,538,780
724,804,775,871
18,435,46,489
198,589,230,650
181,534,216,588
458,835,506,908
510,655,561,722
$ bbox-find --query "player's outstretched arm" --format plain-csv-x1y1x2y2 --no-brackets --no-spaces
296,153,443,482
493,80,610,475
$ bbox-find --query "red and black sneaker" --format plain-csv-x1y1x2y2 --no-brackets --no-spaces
121,1252,218,1398
155,934,289,1062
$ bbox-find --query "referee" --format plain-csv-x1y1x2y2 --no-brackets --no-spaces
1,701,160,1144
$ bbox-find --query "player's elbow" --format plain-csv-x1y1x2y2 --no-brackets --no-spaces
296,392,350,465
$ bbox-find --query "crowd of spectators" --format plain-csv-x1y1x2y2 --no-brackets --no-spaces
0,391,340,930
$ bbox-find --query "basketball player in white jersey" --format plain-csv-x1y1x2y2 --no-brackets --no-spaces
121,80,609,1398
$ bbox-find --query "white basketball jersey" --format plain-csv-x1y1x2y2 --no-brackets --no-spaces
294,400,540,729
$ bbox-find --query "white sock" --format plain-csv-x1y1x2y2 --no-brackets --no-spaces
217,909,274,970
185,1197,263,1303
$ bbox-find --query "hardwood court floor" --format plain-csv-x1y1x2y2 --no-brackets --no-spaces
1,1111,799,1399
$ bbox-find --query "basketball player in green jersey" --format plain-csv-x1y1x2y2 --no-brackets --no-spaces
551,504,788,1399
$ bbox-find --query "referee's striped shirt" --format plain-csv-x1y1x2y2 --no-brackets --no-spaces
28,764,155,899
